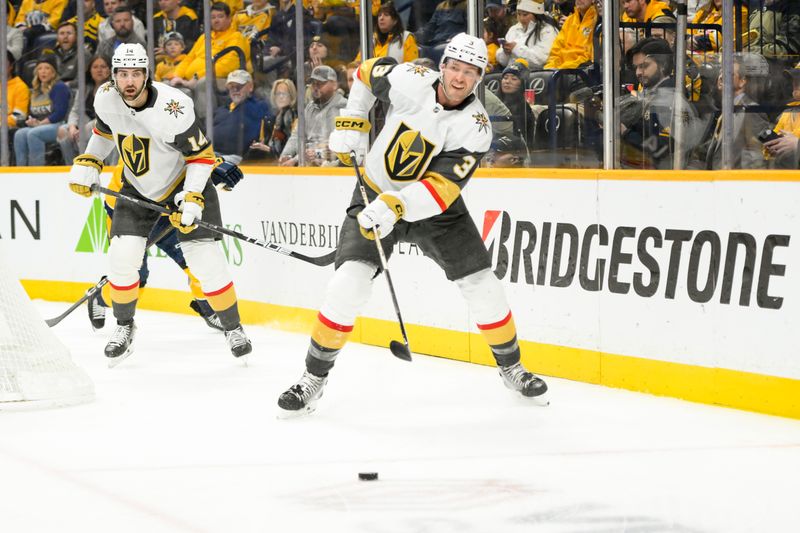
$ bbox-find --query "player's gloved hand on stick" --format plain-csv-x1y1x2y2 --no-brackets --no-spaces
357,193,404,240
329,110,370,166
68,154,103,197
211,157,244,191
170,191,204,233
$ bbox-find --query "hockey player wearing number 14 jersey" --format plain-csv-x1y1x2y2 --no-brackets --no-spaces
277,33,549,415
67,43,252,366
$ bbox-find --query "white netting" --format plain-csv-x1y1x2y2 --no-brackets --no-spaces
0,248,94,409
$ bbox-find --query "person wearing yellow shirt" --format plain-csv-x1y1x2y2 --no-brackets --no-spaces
234,0,272,40
7,0,15,23
689,0,748,54
14,0,68,31
67,0,105,53
171,2,251,120
154,32,187,82
621,0,675,45
355,2,418,64
153,0,200,54
4,51,30,134
764,67,800,168
544,0,598,70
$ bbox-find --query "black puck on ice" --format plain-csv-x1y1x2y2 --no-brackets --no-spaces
358,472,379,481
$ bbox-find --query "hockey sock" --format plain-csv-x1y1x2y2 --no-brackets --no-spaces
109,280,140,323
203,282,241,331
456,268,521,367
477,311,521,368
306,312,354,376
305,261,376,375
182,267,206,301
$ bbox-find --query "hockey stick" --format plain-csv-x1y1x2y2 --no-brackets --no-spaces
45,223,175,327
351,152,412,362
90,185,337,267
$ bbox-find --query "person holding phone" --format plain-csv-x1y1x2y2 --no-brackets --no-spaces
764,66,800,167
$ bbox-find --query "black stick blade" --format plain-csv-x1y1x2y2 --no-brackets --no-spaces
389,340,412,362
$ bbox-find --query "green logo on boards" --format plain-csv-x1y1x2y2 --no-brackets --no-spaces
75,198,109,253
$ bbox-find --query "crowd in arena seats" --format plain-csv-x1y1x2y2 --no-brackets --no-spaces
2,0,799,169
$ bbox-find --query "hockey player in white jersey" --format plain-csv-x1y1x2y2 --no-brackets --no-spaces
67,43,252,366
277,33,549,415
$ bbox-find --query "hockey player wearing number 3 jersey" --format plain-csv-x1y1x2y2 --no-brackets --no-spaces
277,33,549,415
67,43,252,366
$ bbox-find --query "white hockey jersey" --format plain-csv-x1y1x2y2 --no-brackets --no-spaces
92,81,215,202
354,58,492,222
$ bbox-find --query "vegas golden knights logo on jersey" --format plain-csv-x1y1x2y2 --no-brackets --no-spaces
117,133,151,177
384,122,435,181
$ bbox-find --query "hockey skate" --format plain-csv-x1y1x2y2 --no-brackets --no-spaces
189,299,224,331
224,325,252,358
86,288,106,330
105,321,137,368
499,362,549,405
277,371,328,417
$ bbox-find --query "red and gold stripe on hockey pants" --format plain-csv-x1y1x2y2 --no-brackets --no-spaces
109,280,140,305
204,281,238,313
477,311,517,348
311,312,354,351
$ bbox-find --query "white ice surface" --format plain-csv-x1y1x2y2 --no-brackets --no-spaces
1,301,800,533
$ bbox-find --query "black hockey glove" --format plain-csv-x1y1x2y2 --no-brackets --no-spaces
211,158,244,191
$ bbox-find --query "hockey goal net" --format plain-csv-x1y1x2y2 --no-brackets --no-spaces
0,248,94,409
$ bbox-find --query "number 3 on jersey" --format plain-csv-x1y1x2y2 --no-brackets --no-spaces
453,155,476,179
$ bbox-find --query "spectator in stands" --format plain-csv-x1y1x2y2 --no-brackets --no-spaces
344,60,359,94
494,59,536,146
304,35,344,78
279,65,346,166
13,55,70,166
415,0,467,64
745,0,800,66
67,0,104,54
485,1,511,37
765,66,800,168
483,88,516,138
43,21,87,88
14,0,68,33
705,54,770,169
689,0,747,54
96,6,146,62
485,134,527,167
6,1,24,61
212,70,272,164
4,51,30,160
56,54,113,164
619,37,700,169
354,2,418,64
98,0,145,46
14,0,67,54
234,0,272,40
250,77,297,159
483,17,503,73
153,0,200,55
263,0,314,77
171,2,252,118
154,32,187,83
496,0,559,70
544,0,598,70
621,0,675,45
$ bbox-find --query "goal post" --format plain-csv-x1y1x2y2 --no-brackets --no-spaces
0,247,94,409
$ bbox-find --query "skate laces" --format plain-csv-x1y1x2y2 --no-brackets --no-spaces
108,323,133,347
290,372,326,402
88,293,106,320
500,362,532,388
225,327,249,349
206,314,224,330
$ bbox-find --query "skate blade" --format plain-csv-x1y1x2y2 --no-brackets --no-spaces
107,345,134,369
528,392,550,407
239,354,249,367
276,403,318,420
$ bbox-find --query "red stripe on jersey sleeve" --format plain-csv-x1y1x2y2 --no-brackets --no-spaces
421,179,447,212
186,158,215,165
